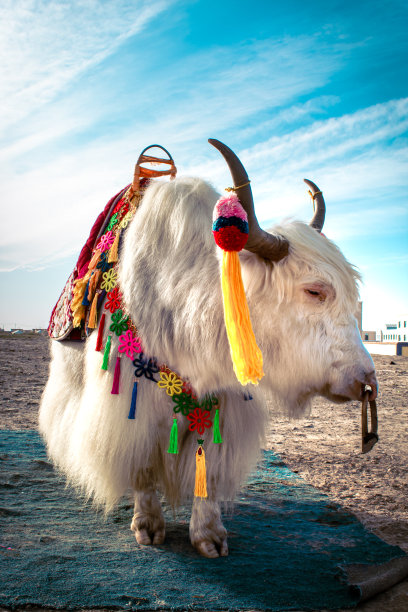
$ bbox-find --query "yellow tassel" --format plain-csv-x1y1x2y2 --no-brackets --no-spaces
88,293,99,329
108,229,121,263
194,445,207,498
71,275,88,309
221,250,264,385
71,274,90,328
73,304,86,328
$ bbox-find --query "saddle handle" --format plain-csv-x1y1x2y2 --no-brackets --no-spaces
132,144,177,192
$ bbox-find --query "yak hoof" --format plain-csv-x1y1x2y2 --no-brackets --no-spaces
131,488,165,547
134,527,166,546
190,498,228,559
195,538,229,558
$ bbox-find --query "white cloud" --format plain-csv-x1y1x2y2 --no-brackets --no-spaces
234,98,408,225
0,0,172,132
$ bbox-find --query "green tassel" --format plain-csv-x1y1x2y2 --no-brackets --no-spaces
213,409,223,443
167,417,179,454
101,335,112,370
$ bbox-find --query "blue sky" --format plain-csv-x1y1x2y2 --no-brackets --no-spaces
1,0,407,330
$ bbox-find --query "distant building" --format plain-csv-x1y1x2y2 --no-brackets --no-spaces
361,330,376,342
359,305,408,353
381,316,408,342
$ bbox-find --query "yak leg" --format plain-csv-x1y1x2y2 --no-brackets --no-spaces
189,498,228,558
131,488,165,546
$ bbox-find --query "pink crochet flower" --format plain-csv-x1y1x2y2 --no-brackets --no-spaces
118,330,142,359
96,231,115,252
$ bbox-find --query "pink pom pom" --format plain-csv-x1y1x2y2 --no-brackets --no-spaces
213,194,247,222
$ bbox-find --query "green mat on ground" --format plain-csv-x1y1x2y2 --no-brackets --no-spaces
0,430,407,611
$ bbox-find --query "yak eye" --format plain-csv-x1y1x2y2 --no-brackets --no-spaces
304,287,327,302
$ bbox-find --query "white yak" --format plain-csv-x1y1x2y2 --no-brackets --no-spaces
39,139,377,558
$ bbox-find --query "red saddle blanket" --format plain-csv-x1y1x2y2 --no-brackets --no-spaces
48,185,130,341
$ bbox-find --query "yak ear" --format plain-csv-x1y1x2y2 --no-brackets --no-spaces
304,179,326,233
208,138,289,262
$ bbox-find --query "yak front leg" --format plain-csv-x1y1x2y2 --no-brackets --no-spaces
131,488,165,546
189,498,228,558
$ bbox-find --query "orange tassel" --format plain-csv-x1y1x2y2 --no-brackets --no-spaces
88,249,102,271
87,270,101,302
88,293,99,329
108,230,121,263
194,443,207,498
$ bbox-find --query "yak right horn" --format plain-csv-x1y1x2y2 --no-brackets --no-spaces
304,178,326,233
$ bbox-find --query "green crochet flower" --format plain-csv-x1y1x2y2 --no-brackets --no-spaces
172,392,198,416
106,213,119,231
109,309,129,336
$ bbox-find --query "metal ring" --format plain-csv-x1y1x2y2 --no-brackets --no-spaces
361,390,379,453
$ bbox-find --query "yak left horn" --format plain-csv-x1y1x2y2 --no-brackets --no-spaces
209,138,289,262
304,178,326,233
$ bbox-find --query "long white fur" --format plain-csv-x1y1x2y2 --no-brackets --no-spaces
39,176,374,514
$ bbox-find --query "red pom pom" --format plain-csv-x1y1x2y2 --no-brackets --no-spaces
213,225,248,252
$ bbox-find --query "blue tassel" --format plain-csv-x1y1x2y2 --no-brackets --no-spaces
82,279,91,306
128,380,138,419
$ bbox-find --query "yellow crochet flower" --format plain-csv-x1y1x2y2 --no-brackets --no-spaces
100,268,117,292
157,371,183,396
119,211,133,229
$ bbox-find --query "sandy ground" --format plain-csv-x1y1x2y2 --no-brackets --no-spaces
0,333,407,611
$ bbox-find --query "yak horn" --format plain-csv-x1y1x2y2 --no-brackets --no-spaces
209,139,289,262
304,178,326,233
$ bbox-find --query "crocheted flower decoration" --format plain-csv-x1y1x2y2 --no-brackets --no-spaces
100,268,117,292
106,213,118,231
133,353,160,382
118,330,142,359
109,309,129,336
119,211,133,229
157,371,183,396
199,394,219,411
113,196,127,214
187,407,212,434
97,231,115,252
212,193,249,252
96,251,112,273
172,392,198,416
104,286,122,313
